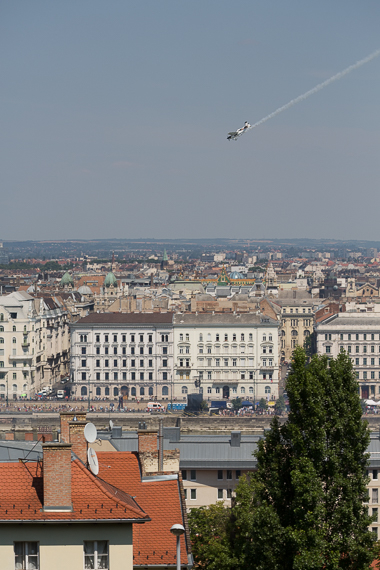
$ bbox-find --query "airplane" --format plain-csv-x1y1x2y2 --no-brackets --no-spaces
227,121,251,140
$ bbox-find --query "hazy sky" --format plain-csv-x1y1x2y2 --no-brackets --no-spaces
1,1,379,241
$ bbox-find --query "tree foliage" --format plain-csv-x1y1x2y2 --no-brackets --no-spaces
188,348,375,569
274,394,286,414
231,397,242,410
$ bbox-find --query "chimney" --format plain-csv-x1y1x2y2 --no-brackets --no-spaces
69,421,87,464
138,430,157,453
230,431,241,447
60,412,87,443
42,443,73,511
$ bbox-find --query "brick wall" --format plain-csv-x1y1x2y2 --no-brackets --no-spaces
5,432,14,441
69,421,87,463
60,412,87,443
138,430,157,453
42,443,72,509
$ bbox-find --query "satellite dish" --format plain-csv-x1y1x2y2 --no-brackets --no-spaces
84,423,97,444
109,419,114,431
88,447,99,476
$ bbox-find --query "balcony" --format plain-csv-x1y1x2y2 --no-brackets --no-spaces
260,364,275,371
9,354,33,362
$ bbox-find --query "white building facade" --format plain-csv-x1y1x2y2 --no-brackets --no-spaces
0,292,70,399
315,312,380,400
172,313,280,402
70,313,174,401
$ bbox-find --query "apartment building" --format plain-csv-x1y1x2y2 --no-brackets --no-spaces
172,313,280,402
272,291,321,361
70,313,174,400
0,292,70,398
315,312,380,400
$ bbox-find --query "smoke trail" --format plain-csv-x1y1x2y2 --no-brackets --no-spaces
248,49,380,131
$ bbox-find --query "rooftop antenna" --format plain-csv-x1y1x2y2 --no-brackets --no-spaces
88,447,99,476
84,422,97,444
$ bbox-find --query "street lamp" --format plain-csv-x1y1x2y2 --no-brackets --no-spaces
6,373,8,409
170,523,185,570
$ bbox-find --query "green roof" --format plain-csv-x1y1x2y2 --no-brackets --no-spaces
104,271,118,287
60,272,74,286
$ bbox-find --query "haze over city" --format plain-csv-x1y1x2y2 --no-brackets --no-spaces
1,1,379,240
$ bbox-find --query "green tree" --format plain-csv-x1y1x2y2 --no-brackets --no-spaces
231,397,242,411
238,348,375,569
188,502,235,570
258,397,267,411
274,394,286,414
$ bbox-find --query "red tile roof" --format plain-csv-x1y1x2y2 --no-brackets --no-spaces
97,451,188,567
0,459,148,523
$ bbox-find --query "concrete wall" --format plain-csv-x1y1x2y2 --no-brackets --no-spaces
0,522,133,570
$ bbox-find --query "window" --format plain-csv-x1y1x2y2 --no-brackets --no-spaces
236,470,241,478
12,337,16,344
114,387,118,396
105,372,109,380
218,470,223,480
326,346,331,354
227,489,232,499
140,346,144,355
96,373,100,380
233,334,236,341
182,470,187,480
122,335,126,343
96,346,100,355
249,333,253,341
372,345,375,353
190,489,197,500
104,347,109,355
113,347,117,355
162,385,168,396
182,386,188,394
123,359,126,367
190,470,196,480
179,334,183,341
96,334,100,342
373,470,378,480
139,334,144,343
131,347,135,355
163,359,168,367
218,488,223,499
84,541,108,570
81,372,86,381
81,360,86,368
373,508,378,522
81,346,86,355
15,542,39,570
104,335,109,343
184,488,187,500
265,386,271,394
105,359,109,368
81,386,87,396
96,387,101,396
131,334,135,342
226,470,232,480
224,334,228,341
373,488,378,504
363,358,367,366
140,372,144,381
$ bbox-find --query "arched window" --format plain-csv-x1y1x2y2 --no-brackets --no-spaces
12,384,17,392
241,387,245,394
131,387,136,397
0,314,3,321
81,386,87,396
114,387,119,396
96,387,101,396
249,386,254,394
291,330,298,337
0,326,3,332
140,387,145,396
265,386,271,394
0,338,3,344
269,335,272,341
23,384,27,391
304,330,310,336
105,387,109,396
12,337,16,344
181,386,188,394
0,384,5,392
162,385,169,396
263,335,266,342
13,326,16,332
149,387,153,396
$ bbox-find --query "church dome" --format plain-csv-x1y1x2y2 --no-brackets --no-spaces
230,271,245,279
104,272,118,288
78,284,93,296
60,272,74,287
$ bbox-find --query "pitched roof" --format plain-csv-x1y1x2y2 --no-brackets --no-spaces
73,312,173,325
97,451,188,567
0,459,148,523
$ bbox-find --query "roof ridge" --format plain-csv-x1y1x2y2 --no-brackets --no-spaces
73,460,148,519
